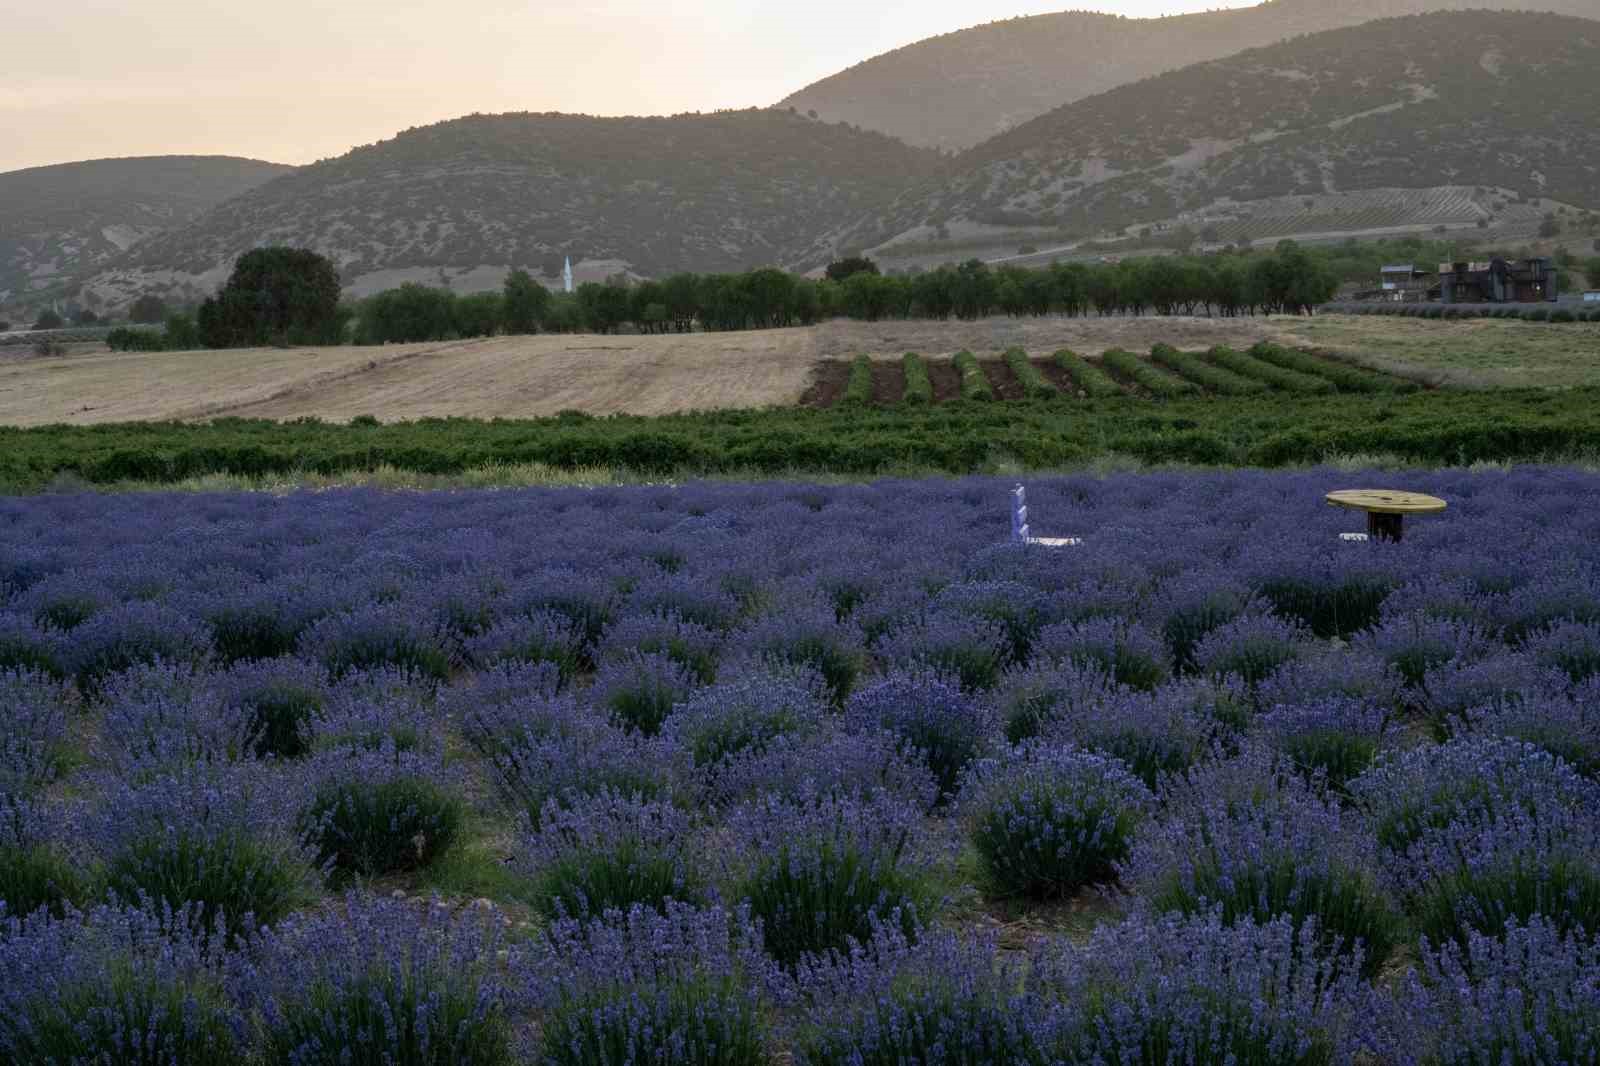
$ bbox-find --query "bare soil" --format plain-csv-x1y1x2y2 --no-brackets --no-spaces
980,359,1027,402
800,359,849,408
1035,358,1081,397
925,359,963,404
869,360,905,405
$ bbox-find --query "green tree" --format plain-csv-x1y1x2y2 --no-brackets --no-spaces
129,295,168,324
501,269,549,335
197,247,344,348
576,282,630,334
454,292,502,338
72,308,99,326
825,256,879,283
163,312,199,350
355,284,457,344
1583,257,1600,288
31,310,64,331
1539,213,1562,239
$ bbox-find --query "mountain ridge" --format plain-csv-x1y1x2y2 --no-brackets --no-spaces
778,0,1600,151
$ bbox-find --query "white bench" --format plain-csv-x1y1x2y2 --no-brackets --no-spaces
1011,486,1082,548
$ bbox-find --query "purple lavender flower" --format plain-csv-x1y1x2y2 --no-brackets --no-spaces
961,742,1154,899
1521,619,1600,686
1034,678,1219,790
1355,613,1493,689
845,671,995,798
59,600,213,690
526,901,770,1066
723,790,945,968
876,607,1012,692
597,609,723,683
1037,911,1369,1065
10,569,114,630
663,670,828,769
1191,611,1310,687
1462,683,1600,779
504,566,621,647
1033,616,1170,691
1420,650,1563,726
1127,744,1403,975
297,601,454,680
629,571,743,633
462,607,585,681
1144,568,1256,672
788,924,1057,1066
1260,696,1395,790
86,761,317,939
1377,918,1600,1066
231,892,516,1065
441,660,565,748
298,743,466,879
97,660,260,772
515,791,706,919
0,668,72,797
0,611,64,678
932,580,1058,664
588,649,700,736
728,598,867,705
0,903,241,1065
698,723,940,814
993,659,1121,745
1254,646,1400,709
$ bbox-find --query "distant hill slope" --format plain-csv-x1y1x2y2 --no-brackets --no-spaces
0,156,293,307
76,111,941,309
778,0,1600,151
832,11,1600,256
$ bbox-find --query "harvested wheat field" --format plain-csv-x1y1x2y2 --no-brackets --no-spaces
0,315,1440,426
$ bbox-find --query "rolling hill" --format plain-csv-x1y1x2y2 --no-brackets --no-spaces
777,0,1600,152
830,11,1600,259
0,156,294,309
71,111,941,311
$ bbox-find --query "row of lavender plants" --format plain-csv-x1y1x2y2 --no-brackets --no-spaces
2,469,1598,1063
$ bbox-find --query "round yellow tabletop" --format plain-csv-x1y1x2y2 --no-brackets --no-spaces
1325,489,1448,515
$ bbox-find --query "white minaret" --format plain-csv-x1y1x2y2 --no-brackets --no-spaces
563,256,574,294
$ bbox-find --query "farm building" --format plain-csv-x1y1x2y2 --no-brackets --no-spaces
1439,257,1559,304
1585,290,1600,303
1375,264,1433,301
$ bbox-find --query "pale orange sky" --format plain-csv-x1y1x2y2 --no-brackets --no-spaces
4,1,1259,174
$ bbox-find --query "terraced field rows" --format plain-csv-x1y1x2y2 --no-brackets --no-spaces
805,343,1418,407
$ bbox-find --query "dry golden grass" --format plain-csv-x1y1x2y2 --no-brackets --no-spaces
2,313,1583,426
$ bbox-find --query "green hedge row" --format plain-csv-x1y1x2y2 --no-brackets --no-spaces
953,351,995,402
843,356,874,405
1246,342,1418,394
1004,348,1056,399
9,390,1599,489
1101,349,1201,398
1149,344,1267,396
1052,350,1123,397
902,353,933,405
1208,346,1335,394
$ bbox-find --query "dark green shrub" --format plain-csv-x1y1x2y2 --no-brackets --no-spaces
1003,348,1055,399
1101,349,1200,397
302,774,464,880
952,351,995,401
1149,344,1266,395
843,355,874,405
901,353,932,404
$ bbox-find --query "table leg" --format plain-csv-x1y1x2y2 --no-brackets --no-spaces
1367,511,1404,542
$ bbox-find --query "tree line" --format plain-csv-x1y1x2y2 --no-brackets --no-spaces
106,242,1338,352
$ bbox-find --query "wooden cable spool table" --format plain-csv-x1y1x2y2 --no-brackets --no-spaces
1325,489,1447,542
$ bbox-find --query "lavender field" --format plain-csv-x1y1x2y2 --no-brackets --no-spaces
3,469,1599,1063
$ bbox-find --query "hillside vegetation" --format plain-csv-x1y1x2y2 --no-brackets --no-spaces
0,156,293,307
839,12,1600,254
777,0,1599,151
76,111,941,310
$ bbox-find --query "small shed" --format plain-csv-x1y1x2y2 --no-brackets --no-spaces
1439,258,1559,304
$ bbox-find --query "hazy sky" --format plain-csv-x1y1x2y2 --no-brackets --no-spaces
5,0,1259,174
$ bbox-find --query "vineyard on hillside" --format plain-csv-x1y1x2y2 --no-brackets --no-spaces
804,343,1418,407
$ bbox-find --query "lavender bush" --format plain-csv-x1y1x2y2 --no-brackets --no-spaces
664,669,828,770
527,901,770,1066
724,790,943,968
1192,611,1310,688
1260,696,1394,790
0,903,241,1065
1033,616,1169,691
845,671,994,798
232,893,516,1066
299,744,465,880
961,742,1153,900
1037,912,1369,1065
515,791,706,920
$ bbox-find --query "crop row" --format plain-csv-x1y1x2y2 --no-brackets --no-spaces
1329,301,1600,323
2,387,1597,488
829,345,1412,407
2,469,1598,1061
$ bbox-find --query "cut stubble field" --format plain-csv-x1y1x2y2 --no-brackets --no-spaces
2,313,1594,427
0,317,1309,427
